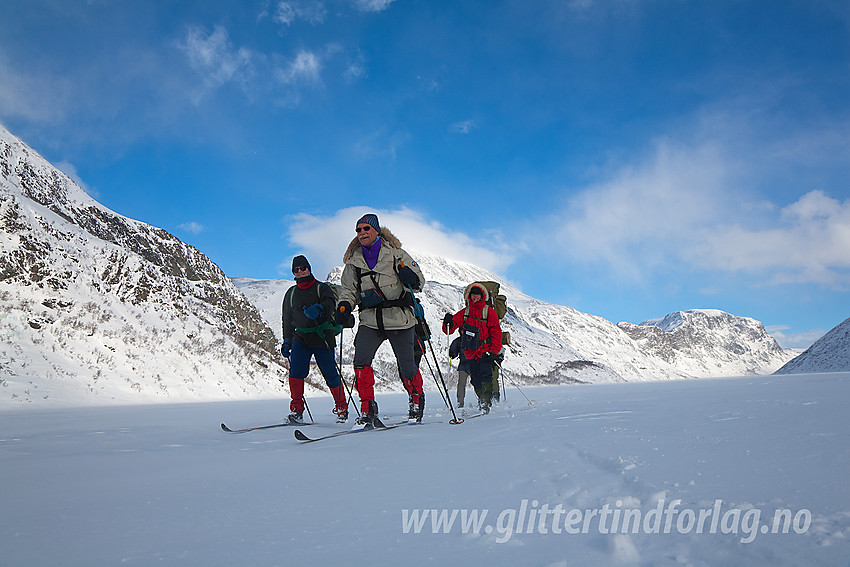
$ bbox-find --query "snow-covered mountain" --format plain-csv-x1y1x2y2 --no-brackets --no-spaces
0,124,302,407
775,316,850,374
618,309,795,378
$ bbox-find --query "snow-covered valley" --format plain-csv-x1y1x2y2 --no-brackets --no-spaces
2,373,848,566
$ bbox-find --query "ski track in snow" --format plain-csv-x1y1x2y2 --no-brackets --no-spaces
2,373,849,566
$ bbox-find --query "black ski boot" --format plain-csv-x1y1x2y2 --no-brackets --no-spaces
355,401,380,428
288,411,305,424
409,395,425,422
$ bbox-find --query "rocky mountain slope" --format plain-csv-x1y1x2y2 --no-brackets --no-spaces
618,309,795,378
0,124,297,407
775,316,850,374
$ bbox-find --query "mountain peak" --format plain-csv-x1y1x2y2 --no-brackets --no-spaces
620,309,794,377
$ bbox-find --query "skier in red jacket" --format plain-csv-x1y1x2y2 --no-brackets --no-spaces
442,284,503,413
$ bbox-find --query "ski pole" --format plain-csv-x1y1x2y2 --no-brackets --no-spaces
445,343,454,407
447,334,465,409
303,396,314,423
398,263,463,424
426,337,463,423
331,327,360,418
421,339,450,409
494,361,535,407
500,357,506,403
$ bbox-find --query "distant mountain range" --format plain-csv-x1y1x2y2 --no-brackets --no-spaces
0,124,840,408
235,274,796,396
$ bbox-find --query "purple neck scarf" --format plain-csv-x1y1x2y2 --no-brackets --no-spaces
361,236,382,269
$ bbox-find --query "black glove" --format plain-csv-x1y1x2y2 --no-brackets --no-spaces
334,301,355,328
494,351,505,364
480,352,494,365
449,337,461,359
303,303,324,320
397,265,419,288
281,339,292,358
442,313,453,333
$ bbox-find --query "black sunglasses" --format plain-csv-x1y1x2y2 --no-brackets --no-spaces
293,266,309,273
356,225,373,233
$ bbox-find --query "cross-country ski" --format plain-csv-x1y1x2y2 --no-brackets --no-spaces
220,421,310,433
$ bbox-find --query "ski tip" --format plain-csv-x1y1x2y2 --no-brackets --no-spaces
220,423,232,432
293,429,310,441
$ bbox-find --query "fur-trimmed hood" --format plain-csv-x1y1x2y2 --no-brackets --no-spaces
343,226,403,264
464,282,490,303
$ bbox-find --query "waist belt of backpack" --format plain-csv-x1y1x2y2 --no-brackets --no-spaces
357,266,413,332
295,319,342,337
368,294,414,331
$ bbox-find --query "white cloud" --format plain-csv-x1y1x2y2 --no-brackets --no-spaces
540,137,850,289
353,127,410,160
350,0,397,13
695,190,850,289
276,50,322,86
766,325,826,349
178,25,254,97
272,50,324,106
273,1,327,27
178,222,204,235
449,120,477,134
0,55,73,123
284,206,515,278
344,50,367,81
545,140,730,280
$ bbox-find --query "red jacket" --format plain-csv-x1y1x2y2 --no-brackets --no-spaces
445,296,502,360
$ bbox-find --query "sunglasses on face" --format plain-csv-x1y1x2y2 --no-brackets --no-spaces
293,266,309,273
356,225,373,233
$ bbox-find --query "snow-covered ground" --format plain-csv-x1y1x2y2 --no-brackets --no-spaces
2,372,848,566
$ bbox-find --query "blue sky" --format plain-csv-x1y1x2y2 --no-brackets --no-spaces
2,0,849,348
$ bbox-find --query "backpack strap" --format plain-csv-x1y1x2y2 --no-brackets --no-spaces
463,304,489,323
462,304,491,346
354,266,413,332
289,281,322,309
